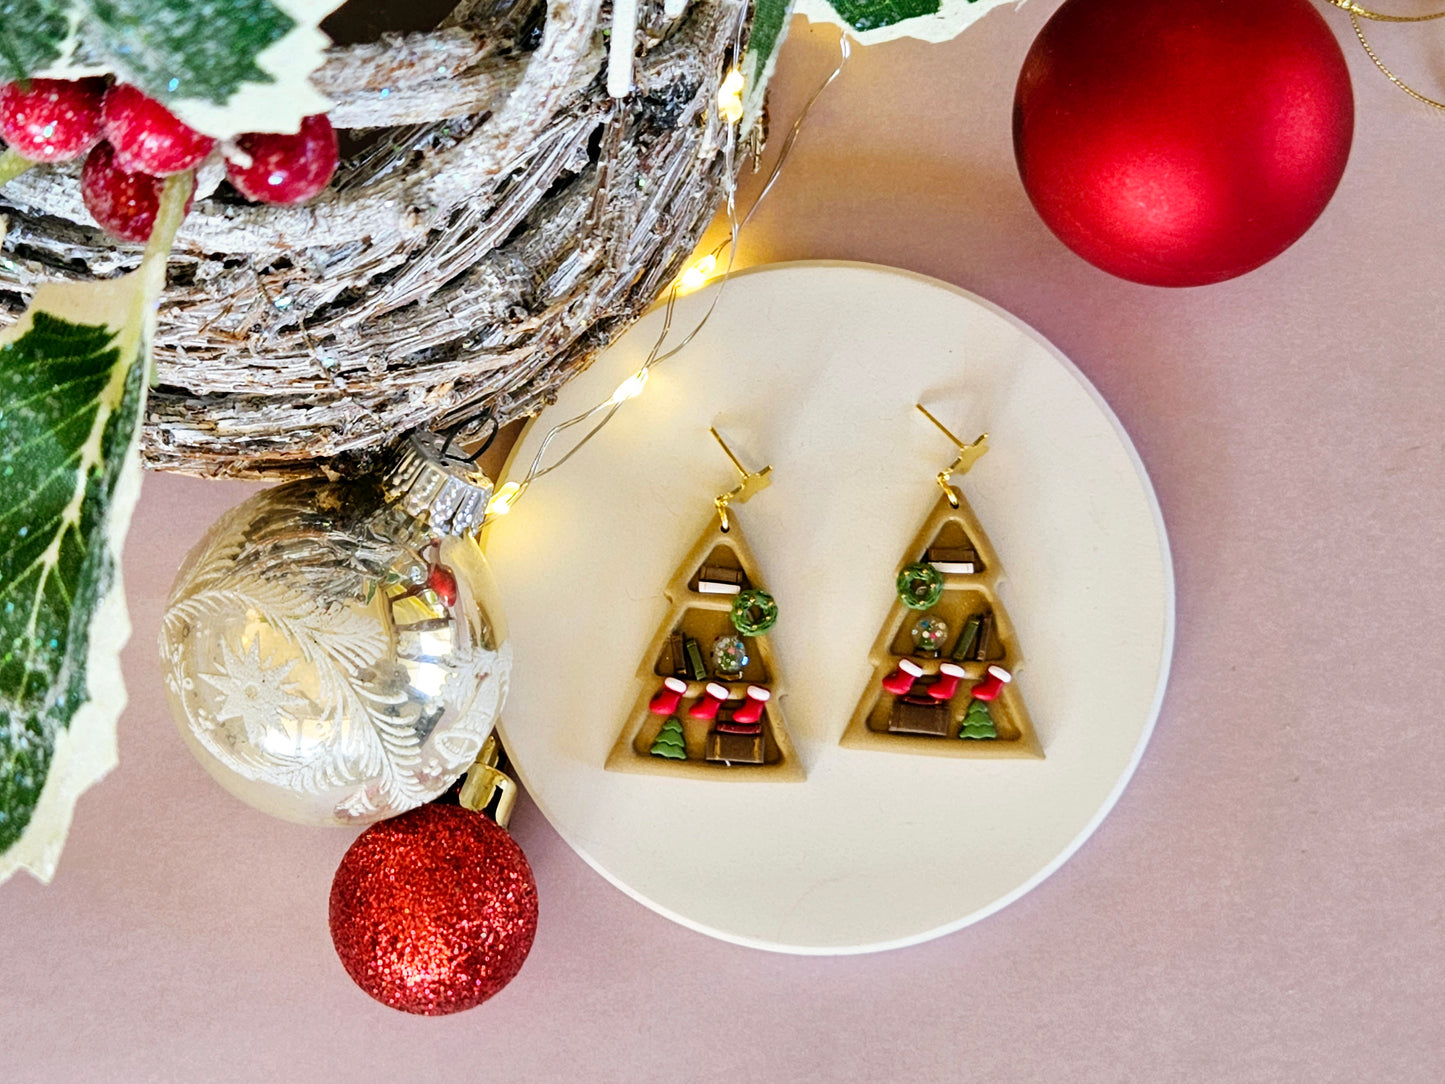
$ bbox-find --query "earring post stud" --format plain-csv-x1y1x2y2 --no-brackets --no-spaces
916,404,988,506
710,427,772,532
710,426,750,478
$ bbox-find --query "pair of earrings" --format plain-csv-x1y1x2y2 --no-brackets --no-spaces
605,407,1042,782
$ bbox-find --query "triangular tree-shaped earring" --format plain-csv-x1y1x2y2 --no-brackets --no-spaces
606,430,803,781
841,407,1043,760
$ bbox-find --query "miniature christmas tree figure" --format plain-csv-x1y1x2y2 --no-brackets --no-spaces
959,698,997,741
649,716,687,760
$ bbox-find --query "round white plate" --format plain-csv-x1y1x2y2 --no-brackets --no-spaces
487,262,1173,954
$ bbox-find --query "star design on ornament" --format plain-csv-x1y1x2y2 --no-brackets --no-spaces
199,635,308,749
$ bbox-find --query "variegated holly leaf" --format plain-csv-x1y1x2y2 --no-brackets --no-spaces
0,174,188,885
742,0,794,127
0,0,341,139
795,0,1023,45
742,0,1016,125
0,0,71,77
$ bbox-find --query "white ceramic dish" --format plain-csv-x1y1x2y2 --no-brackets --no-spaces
487,262,1174,954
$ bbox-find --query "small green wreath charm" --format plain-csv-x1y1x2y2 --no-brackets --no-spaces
897,562,944,610
731,589,778,636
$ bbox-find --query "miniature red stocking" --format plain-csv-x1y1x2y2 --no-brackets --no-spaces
970,665,1012,702
730,685,771,725
927,662,967,701
881,659,924,697
649,676,688,716
688,682,731,720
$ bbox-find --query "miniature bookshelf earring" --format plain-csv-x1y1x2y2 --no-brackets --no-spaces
606,428,802,781
840,405,1043,759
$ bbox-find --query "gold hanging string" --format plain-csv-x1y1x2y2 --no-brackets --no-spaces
1331,1,1445,22
1328,0,1445,110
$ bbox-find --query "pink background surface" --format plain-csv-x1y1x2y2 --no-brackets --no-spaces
5,5,1444,1080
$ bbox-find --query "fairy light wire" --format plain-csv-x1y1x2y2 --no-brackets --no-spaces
737,31,850,237
515,119,739,489
487,28,852,520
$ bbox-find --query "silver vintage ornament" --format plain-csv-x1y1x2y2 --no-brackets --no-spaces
160,433,512,826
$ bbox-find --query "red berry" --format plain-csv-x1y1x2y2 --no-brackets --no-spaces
0,78,105,162
81,141,193,242
225,113,338,204
427,564,459,608
101,84,214,176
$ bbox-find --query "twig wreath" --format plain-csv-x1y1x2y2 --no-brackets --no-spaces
0,0,750,478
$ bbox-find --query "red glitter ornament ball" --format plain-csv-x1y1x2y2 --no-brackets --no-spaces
329,803,538,1015
1013,0,1353,287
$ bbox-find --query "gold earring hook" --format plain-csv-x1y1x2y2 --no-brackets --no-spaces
916,404,988,508
710,427,772,533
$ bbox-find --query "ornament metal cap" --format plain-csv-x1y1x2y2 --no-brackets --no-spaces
458,734,518,828
383,431,496,536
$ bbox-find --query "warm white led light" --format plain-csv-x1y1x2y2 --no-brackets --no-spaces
717,69,745,124
679,253,718,292
610,369,650,403
487,481,523,517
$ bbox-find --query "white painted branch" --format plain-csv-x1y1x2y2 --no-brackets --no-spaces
607,0,638,97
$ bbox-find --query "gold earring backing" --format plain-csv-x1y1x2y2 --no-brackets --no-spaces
916,404,988,507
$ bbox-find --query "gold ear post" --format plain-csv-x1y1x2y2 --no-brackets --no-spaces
710,427,772,533
916,404,988,508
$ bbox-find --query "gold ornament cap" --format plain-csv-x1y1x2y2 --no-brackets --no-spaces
382,431,496,535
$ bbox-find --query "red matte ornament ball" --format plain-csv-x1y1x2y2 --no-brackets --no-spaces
329,802,539,1015
1013,0,1354,287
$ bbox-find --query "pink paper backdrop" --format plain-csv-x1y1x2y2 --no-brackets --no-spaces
5,6,1444,1080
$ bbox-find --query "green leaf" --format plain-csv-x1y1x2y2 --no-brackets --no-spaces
1,0,343,140
827,0,940,34
79,0,295,105
747,0,792,91
795,0,1020,46
741,0,1012,126
741,0,794,131
0,0,70,82
0,173,190,885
